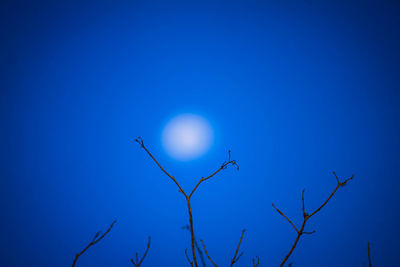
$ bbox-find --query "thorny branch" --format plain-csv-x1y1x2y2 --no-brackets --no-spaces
130,236,151,266
272,171,354,267
136,137,238,267
72,220,117,267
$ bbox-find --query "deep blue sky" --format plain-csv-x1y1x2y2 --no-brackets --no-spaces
1,1,399,266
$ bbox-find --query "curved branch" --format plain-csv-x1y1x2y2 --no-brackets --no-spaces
252,256,260,267
130,236,151,266
189,158,238,198
185,249,194,267
200,240,219,267
309,172,354,218
72,220,117,267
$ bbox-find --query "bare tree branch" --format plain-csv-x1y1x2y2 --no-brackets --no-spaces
135,137,187,197
182,225,206,267
252,256,260,267
302,189,306,217
230,229,245,267
200,240,219,267
185,249,194,267
272,203,299,233
72,220,117,267
136,138,238,267
189,158,238,198
130,236,151,266
308,173,353,218
274,172,354,267
368,242,372,267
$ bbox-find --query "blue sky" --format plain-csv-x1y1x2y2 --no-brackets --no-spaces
1,1,399,266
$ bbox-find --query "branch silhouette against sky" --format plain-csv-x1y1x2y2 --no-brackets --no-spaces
272,172,354,267
136,137,239,267
364,242,372,267
200,228,254,267
130,236,151,267
71,220,117,267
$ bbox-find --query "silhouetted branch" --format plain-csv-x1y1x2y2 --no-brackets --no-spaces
136,137,238,267
185,249,194,267
72,220,117,267
272,203,299,233
200,239,219,267
252,256,260,267
135,137,186,197
273,172,354,267
182,225,206,267
200,229,247,267
130,236,151,266
230,229,245,267
189,151,238,198
368,242,372,267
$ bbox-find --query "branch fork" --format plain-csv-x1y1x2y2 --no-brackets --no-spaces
130,236,151,266
273,171,354,267
136,137,239,267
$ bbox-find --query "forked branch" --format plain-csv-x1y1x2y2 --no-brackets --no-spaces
130,236,151,266
189,154,238,198
72,220,117,267
273,172,354,267
136,137,238,267
200,229,246,267
252,256,260,267
230,229,245,267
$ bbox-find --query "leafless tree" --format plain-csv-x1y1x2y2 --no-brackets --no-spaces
136,137,238,267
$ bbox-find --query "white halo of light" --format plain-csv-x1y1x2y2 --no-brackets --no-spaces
162,114,214,161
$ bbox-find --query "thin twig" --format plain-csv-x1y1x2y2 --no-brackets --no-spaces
230,229,245,266
272,203,299,233
136,138,238,267
309,173,354,217
189,159,238,198
130,236,151,266
185,249,194,267
200,240,219,267
302,189,306,217
252,256,260,267
273,172,354,267
368,242,372,267
72,220,117,267
136,137,187,197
